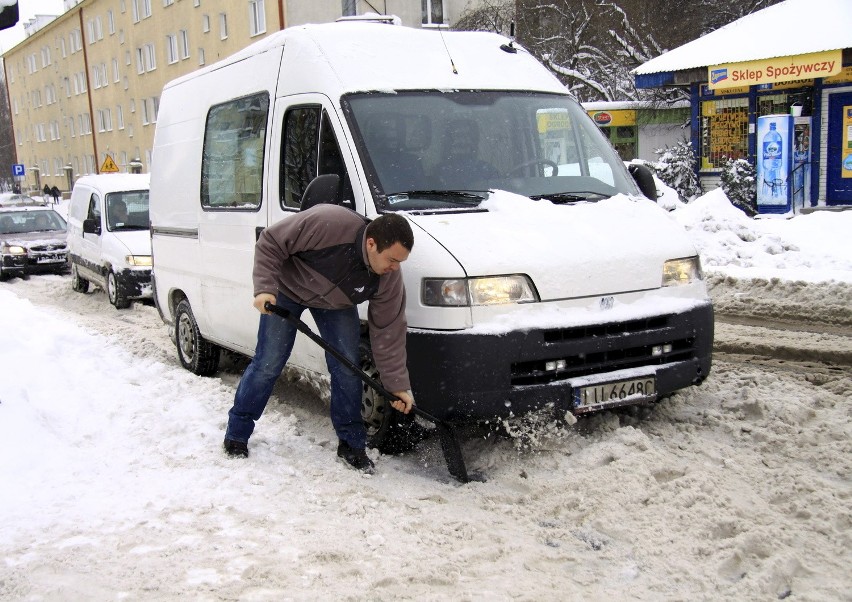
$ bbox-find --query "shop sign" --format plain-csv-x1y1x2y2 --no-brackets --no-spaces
586,110,636,127
843,106,852,179
708,50,841,90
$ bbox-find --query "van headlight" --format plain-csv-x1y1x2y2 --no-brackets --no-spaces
423,275,538,306
662,257,702,287
126,255,152,267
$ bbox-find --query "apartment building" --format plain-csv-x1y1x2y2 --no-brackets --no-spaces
2,0,480,193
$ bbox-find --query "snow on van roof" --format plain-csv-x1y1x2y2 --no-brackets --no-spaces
74,173,150,193
164,20,568,96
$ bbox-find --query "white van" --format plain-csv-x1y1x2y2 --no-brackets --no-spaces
67,174,152,309
150,19,713,446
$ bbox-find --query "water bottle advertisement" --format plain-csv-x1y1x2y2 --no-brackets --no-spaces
757,114,793,211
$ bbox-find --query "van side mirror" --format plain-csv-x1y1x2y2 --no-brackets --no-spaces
628,164,658,201
83,217,101,235
300,174,341,212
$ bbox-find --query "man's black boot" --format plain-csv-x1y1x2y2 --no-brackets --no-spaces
337,440,375,474
223,438,249,458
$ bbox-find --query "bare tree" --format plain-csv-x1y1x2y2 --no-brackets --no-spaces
456,0,784,103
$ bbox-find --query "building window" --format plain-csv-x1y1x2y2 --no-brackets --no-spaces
113,58,120,82
202,14,210,32
166,34,178,63
41,46,51,67
342,0,356,17
108,10,115,34
179,29,190,59
198,47,205,66
219,13,228,39
97,108,113,132
141,0,152,18
422,0,444,26
117,105,125,130
164,0,174,5
59,37,66,58
70,29,82,52
80,113,92,135
249,0,265,36
141,96,159,125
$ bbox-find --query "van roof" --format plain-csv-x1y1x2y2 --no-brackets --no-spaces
73,174,151,194
163,21,568,97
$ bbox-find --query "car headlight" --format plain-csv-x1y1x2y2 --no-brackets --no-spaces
2,244,26,255
423,275,538,306
126,255,152,267
662,256,703,287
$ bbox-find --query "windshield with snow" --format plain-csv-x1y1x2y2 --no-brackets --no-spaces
343,91,636,211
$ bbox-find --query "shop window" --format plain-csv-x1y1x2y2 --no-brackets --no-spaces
699,97,748,170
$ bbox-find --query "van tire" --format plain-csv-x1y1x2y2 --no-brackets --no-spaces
107,271,131,309
175,299,220,376
70,263,89,293
361,348,425,454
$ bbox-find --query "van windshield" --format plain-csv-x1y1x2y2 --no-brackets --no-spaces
342,91,636,211
106,190,149,231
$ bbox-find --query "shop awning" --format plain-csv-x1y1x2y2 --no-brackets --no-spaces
633,0,852,87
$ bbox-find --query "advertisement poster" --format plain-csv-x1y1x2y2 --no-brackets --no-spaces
757,114,792,209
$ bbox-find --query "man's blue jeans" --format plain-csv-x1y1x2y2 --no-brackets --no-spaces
225,292,366,449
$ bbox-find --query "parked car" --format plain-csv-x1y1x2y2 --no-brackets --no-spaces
0,193,46,207
0,206,69,279
66,174,151,309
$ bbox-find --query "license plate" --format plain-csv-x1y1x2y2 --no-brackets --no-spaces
36,255,62,263
573,376,656,411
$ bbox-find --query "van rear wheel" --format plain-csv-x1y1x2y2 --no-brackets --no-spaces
175,299,220,376
107,271,131,309
70,263,89,293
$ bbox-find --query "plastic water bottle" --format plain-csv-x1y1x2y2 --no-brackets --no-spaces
763,123,782,197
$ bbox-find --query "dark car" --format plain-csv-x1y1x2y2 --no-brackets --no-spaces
0,206,69,279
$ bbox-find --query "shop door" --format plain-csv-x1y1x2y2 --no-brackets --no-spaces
826,91,852,204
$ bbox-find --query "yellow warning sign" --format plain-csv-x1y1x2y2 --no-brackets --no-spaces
100,155,120,173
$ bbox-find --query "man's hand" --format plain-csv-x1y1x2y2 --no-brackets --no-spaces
254,293,277,314
391,390,414,414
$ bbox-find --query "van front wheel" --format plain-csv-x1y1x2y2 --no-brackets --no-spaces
175,299,220,376
107,271,131,309
361,349,427,454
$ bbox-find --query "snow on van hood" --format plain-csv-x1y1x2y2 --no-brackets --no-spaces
405,190,698,301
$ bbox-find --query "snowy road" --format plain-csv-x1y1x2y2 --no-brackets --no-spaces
2,274,850,601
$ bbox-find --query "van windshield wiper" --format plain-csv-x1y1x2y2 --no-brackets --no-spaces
530,191,608,204
385,190,488,206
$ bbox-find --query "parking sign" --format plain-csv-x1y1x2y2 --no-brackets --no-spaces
12,164,25,177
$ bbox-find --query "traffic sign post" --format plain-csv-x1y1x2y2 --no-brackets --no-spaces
12,163,25,177
100,155,120,173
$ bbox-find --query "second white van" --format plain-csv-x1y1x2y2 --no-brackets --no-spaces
67,174,152,309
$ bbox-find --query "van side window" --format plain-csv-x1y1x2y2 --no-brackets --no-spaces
201,92,269,210
281,107,353,210
87,193,101,220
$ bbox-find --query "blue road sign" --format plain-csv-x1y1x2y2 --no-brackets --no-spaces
12,164,25,177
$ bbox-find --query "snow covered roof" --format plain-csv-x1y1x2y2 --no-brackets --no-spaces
633,0,852,75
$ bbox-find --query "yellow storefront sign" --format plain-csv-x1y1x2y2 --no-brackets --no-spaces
100,155,119,173
584,109,636,127
708,50,841,90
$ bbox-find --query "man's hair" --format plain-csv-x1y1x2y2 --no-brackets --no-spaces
366,213,413,253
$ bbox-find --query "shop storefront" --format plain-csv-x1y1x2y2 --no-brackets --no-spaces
632,0,851,214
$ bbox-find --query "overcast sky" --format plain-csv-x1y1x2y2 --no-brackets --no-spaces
0,0,65,54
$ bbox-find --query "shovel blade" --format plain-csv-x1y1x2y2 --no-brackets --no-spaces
434,422,470,483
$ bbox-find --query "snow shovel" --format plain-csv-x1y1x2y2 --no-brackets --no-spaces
264,302,471,483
